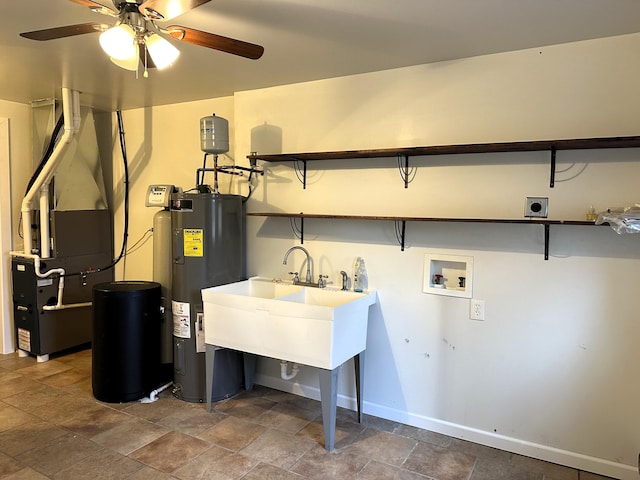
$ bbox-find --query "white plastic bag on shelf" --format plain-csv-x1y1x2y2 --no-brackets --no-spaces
596,204,640,234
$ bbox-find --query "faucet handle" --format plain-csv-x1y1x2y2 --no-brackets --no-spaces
318,274,328,288
289,272,300,284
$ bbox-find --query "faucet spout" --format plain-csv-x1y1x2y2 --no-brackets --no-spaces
282,245,312,284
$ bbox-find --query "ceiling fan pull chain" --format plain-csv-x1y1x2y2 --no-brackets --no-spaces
143,43,149,78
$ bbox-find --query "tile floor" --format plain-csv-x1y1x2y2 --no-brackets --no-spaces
0,347,616,480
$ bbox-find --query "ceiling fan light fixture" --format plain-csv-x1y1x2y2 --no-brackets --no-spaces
99,24,136,60
110,42,140,71
146,33,180,69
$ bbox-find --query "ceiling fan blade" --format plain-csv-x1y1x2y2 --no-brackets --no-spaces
139,0,211,21
68,0,117,16
167,26,264,60
20,23,108,41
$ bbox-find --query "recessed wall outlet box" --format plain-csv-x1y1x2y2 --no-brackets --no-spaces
423,253,473,298
525,197,548,218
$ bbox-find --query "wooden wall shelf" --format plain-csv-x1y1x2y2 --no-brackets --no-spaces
247,212,608,259
246,135,633,258
247,135,640,189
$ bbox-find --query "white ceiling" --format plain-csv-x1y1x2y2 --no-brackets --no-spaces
2,0,640,112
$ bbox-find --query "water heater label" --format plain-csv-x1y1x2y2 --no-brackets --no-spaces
196,312,206,353
172,300,191,338
183,229,203,257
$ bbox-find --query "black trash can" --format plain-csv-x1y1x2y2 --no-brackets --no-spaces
92,281,161,403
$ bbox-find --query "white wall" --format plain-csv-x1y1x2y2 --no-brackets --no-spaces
0,100,31,353
231,34,640,479
111,34,640,478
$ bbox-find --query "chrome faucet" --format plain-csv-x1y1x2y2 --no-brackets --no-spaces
282,245,313,284
339,270,349,291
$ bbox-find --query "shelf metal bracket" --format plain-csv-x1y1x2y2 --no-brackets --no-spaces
293,159,308,189
290,216,305,244
544,224,550,260
394,220,407,251
397,155,416,188
549,147,556,188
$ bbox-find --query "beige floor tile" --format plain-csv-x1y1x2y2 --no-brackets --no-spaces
290,446,368,479
0,373,46,400
127,465,181,480
241,462,305,480
394,424,453,447
3,467,51,480
38,367,88,388
0,451,25,478
15,359,73,380
214,393,277,420
449,438,512,462
123,394,188,422
511,454,579,480
129,431,210,473
252,405,315,434
157,403,226,435
342,428,417,466
14,432,104,477
62,375,94,397
403,441,477,480
356,460,433,479
0,420,68,456
570,472,618,480
0,402,39,433
51,449,144,479
2,383,74,411
91,417,170,455
470,455,542,480
0,354,37,372
58,401,133,437
197,415,266,451
28,395,95,424
0,351,602,480
239,428,316,470
172,444,259,480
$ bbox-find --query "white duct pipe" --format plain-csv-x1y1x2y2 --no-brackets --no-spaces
9,251,90,311
21,87,79,255
280,360,300,381
39,185,50,258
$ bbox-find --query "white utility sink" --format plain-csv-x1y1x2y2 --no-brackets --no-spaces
202,276,377,370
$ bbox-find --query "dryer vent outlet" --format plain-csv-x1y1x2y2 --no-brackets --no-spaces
525,197,548,218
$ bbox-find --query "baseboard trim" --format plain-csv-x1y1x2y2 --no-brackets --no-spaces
254,373,636,480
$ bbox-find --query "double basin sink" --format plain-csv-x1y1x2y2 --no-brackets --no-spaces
202,276,377,370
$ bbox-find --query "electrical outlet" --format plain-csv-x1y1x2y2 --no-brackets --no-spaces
525,197,548,218
470,299,485,321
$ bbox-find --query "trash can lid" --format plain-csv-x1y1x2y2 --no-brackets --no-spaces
93,281,161,293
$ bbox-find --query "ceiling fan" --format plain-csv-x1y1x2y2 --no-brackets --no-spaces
20,0,264,74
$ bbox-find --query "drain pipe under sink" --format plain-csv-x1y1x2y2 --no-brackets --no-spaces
280,360,300,380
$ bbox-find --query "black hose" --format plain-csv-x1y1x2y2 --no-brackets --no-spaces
111,109,130,266
63,109,129,278
24,113,65,197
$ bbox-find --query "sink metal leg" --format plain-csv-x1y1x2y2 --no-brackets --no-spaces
318,366,339,451
243,353,257,391
354,351,365,423
205,344,216,412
